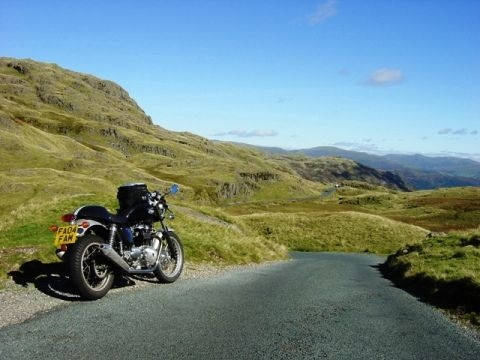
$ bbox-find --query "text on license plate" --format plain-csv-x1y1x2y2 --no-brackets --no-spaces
54,225,78,246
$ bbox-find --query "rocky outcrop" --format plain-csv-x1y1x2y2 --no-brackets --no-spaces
216,181,258,199
239,171,278,182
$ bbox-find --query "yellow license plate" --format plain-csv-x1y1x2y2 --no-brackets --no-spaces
54,225,78,246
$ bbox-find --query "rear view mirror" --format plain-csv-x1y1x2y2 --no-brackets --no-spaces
170,184,179,194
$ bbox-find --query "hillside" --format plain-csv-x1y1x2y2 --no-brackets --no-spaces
249,144,480,190
0,57,330,208
277,155,410,191
383,153,480,179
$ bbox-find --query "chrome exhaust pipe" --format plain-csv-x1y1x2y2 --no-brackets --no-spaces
99,244,158,274
99,244,130,272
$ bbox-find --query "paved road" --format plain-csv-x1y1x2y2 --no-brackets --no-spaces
1,252,479,359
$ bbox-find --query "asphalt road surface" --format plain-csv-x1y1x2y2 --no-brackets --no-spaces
1,252,479,359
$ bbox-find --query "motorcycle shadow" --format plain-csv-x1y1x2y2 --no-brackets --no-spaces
8,260,138,301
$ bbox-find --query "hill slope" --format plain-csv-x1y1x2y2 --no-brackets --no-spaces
0,57,330,209
277,155,410,191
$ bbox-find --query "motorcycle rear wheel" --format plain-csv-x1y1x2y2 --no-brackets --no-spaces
154,231,184,283
69,234,114,300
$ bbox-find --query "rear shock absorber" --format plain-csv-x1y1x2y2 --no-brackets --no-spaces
108,224,117,247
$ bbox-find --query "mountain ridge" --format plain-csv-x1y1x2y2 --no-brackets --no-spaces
240,144,480,190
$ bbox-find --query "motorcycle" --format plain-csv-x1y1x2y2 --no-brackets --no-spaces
51,183,184,300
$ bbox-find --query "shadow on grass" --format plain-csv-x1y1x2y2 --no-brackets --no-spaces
373,259,480,326
7,260,138,301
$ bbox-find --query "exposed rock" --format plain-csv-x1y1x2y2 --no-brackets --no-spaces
7,61,29,74
239,171,278,182
216,181,258,199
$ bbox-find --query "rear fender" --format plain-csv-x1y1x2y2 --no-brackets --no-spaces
75,219,109,239
56,220,109,261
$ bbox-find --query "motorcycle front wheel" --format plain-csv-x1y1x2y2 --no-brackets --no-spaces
69,234,114,300
154,231,184,283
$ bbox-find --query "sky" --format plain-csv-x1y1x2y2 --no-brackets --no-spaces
1,0,479,160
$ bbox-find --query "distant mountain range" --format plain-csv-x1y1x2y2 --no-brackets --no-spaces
244,145,480,190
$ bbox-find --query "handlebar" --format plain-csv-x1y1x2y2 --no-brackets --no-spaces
151,183,180,200
149,184,179,221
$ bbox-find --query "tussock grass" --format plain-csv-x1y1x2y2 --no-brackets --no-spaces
242,211,428,254
333,187,480,232
382,229,480,328
175,211,287,264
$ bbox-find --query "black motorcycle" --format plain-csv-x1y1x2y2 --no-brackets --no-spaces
51,183,184,300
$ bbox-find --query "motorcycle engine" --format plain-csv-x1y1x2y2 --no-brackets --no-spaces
133,224,152,246
123,225,161,269
123,224,160,269
124,245,158,268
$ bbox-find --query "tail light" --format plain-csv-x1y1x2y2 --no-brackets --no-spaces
61,213,75,223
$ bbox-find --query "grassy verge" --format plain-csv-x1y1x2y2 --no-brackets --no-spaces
381,230,480,329
175,211,287,264
242,211,428,254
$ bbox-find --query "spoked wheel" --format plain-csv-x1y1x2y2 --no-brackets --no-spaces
154,231,184,283
69,235,114,300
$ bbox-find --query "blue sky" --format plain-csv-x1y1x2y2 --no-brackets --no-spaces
1,0,479,160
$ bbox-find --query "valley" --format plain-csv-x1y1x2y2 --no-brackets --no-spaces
1,57,479,329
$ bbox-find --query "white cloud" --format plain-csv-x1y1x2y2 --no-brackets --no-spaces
332,141,380,153
214,129,278,138
307,0,338,25
438,128,452,135
366,68,404,86
453,128,468,135
438,128,475,136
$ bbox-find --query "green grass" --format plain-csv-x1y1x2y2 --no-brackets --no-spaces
175,211,287,264
384,187,480,232
381,229,480,328
242,211,428,254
